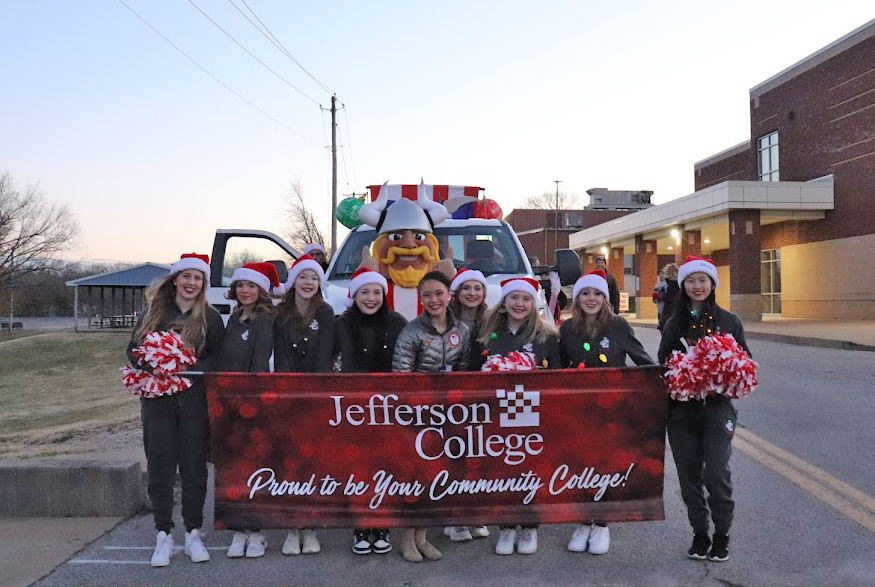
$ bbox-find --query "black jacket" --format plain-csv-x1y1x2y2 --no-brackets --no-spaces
605,271,621,315
482,323,561,370
274,301,336,373
658,279,680,330
559,315,654,368
217,309,274,373
335,306,407,373
127,303,225,372
658,305,750,364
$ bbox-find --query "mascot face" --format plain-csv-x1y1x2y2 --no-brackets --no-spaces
373,230,440,288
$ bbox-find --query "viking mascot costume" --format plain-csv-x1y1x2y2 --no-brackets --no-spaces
357,181,455,320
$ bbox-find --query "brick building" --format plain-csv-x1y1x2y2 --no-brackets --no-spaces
570,18,875,321
506,208,633,265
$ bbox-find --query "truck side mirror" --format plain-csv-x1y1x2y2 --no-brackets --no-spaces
266,260,289,283
554,249,582,286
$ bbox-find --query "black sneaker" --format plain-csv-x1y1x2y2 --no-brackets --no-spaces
352,529,372,555
371,529,392,554
687,533,711,560
708,534,729,562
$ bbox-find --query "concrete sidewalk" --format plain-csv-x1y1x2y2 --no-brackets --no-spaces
626,315,875,351
0,448,148,587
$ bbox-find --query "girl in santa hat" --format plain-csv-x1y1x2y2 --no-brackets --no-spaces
658,256,750,563
273,254,336,556
126,253,225,568
218,262,280,559
479,277,560,556
334,267,407,556
559,268,654,556
443,268,491,543
392,270,471,563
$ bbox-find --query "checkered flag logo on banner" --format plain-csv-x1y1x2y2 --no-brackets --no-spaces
497,385,540,428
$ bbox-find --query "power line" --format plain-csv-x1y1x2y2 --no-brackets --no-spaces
186,0,321,106
235,0,334,95
114,0,320,145
340,103,359,188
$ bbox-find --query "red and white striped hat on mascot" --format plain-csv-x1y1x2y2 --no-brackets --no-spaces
171,253,211,282
231,262,282,295
344,267,388,308
284,254,326,292
573,269,610,301
500,277,540,299
451,268,487,292
678,255,720,287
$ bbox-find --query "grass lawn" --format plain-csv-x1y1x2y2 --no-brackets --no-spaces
0,331,141,459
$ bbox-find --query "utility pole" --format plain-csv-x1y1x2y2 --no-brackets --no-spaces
330,94,338,254
553,180,562,263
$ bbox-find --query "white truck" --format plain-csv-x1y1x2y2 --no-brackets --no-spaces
206,219,580,322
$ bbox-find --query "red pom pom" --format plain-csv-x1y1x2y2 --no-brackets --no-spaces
122,331,197,399
665,333,758,401
480,350,537,371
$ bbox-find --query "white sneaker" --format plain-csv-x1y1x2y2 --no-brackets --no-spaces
448,526,473,542
567,523,591,552
470,526,490,538
495,528,516,555
245,532,266,558
226,532,247,558
301,529,321,554
150,531,173,567
282,529,301,555
517,528,538,554
185,529,210,563
588,524,610,555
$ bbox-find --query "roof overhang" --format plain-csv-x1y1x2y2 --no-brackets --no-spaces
569,180,834,252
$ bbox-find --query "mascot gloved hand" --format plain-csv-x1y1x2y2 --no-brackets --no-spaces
356,180,454,320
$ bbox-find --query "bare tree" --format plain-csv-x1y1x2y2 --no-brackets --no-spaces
523,191,580,210
0,172,81,290
284,179,325,251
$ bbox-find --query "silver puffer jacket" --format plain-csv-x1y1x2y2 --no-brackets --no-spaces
391,311,471,373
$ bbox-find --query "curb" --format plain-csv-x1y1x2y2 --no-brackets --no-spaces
0,459,145,517
629,322,875,352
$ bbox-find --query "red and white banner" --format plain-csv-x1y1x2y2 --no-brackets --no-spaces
368,184,482,204
205,367,667,529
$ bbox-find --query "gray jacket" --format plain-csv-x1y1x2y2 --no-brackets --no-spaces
392,311,471,373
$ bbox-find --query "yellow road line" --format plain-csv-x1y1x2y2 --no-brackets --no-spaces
734,432,875,534
736,428,875,515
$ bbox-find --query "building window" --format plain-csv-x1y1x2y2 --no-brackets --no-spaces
761,249,781,314
758,131,779,181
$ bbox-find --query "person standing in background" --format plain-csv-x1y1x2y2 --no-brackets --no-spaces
595,255,620,314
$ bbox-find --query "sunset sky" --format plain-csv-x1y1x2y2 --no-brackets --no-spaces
1,1,872,263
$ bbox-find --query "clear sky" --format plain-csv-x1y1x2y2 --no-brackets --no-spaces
1,1,872,263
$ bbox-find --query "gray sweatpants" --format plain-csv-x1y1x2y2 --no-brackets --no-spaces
667,397,737,535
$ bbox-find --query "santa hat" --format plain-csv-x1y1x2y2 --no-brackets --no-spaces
171,253,210,282
573,269,610,301
678,255,720,288
231,262,280,294
302,243,326,256
284,254,326,292
500,277,539,300
451,268,487,292
344,267,388,308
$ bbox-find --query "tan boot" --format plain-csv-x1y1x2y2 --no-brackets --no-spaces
400,528,422,563
414,528,442,561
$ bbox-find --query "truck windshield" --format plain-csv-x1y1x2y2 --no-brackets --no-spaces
329,225,526,279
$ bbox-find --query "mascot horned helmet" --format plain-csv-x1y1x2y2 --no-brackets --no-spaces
358,179,451,289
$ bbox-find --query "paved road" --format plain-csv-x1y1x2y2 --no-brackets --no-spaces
32,330,875,587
